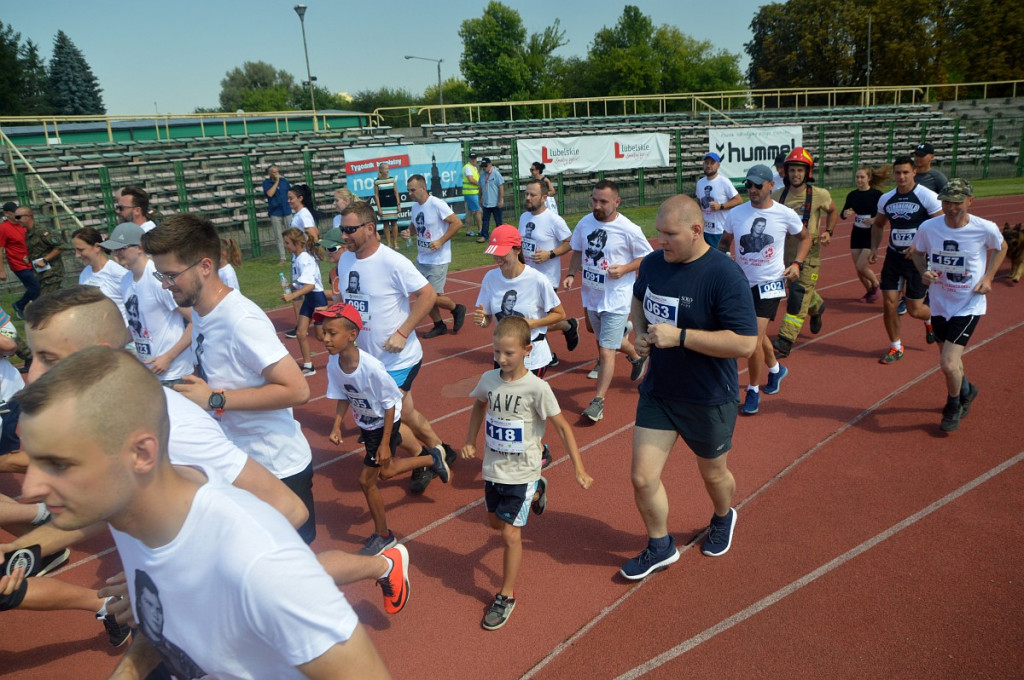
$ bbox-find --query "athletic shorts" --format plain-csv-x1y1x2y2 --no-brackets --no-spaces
850,226,872,250
750,284,782,321
361,423,403,467
931,314,980,347
299,290,329,320
586,309,630,350
464,194,481,212
0,571,28,611
880,250,928,300
415,262,449,295
388,360,421,392
703,232,723,249
485,479,541,528
282,462,316,545
635,391,737,459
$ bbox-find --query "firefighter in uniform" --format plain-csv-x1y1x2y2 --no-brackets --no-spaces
771,148,838,357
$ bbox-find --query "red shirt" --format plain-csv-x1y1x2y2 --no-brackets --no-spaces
0,219,31,271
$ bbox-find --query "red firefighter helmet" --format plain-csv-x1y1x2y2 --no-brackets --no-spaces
783,147,814,182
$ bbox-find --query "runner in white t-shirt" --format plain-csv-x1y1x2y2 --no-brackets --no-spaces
287,183,321,241
335,201,458,494
720,164,809,416
282,227,328,377
519,179,580,366
564,180,653,422
910,178,1007,432
696,152,743,249
407,174,467,338
101,223,194,382
143,213,319,544
72,226,130,323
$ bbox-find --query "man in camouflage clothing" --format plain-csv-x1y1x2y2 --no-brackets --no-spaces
22,208,66,296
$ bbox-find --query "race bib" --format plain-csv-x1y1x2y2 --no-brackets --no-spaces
134,341,152,357
891,228,916,247
485,413,525,455
643,288,679,326
758,279,786,299
417,238,432,250
582,266,605,290
854,214,872,229
347,396,377,420
344,293,372,323
704,220,723,235
521,240,537,257
929,250,967,276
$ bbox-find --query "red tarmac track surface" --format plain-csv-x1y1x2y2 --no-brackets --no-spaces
2,196,1022,679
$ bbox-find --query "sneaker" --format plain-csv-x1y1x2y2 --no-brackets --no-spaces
582,397,604,422
741,389,760,415
482,593,517,630
531,477,547,515
476,237,488,243
284,327,297,339
452,304,467,334
377,544,410,615
100,610,132,647
925,323,936,344
897,298,908,315
443,442,458,468
940,400,962,432
629,355,647,381
701,508,737,557
865,286,880,303
960,384,979,419
858,290,872,303
548,353,560,368
358,531,398,556
422,322,448,339
410,466,435,494
465,231,478,237
809,301,826,334
564,317,580,351
586,363,599,379
879,347,904,365
35,548,71,576
771,336,793,358
541,443,552,468
619,537,680,580
429,445,451,483
763,365,789,395
12,302,24,320
301,364,316,377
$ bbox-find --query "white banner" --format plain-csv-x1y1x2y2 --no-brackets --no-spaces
517,133,670,177
708,126,803,180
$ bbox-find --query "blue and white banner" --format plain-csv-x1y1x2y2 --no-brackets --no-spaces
344,142,464,225
708,126,803,180
517,133,671,178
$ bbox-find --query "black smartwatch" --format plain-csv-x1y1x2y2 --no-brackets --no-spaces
208,390,226,415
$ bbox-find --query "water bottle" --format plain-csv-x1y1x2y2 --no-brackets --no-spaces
279,272,290,294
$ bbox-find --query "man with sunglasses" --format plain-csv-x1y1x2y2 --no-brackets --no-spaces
1,205,41,319
720,165,809,416
116,186,156,232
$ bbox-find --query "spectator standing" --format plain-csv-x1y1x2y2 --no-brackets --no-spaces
463,152,482,237
262,164,291,263
117,186,156,232
22,207,65,298
1,205,39,319
477,157,504,243
374,163,401,249
912,143,949,194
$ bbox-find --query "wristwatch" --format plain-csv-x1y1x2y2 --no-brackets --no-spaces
208,390,226,416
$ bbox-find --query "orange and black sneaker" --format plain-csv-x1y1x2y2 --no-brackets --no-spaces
879,347,904,365
377,544,410,615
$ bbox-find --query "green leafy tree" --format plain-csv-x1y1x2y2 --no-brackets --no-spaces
941,0,1024,83
48,30,104,115
218,61,296,112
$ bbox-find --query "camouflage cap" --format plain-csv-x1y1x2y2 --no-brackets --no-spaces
937,178,973,202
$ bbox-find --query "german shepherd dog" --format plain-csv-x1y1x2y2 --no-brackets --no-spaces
1003,223,1023,283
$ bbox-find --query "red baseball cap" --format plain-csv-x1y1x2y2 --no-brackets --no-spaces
484,224,522,256
312,302,363,329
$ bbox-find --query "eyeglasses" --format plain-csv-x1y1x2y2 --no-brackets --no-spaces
114,204,134,212
152,259,202,285
339,221,374,235
324,244,344,253
744,181,764,190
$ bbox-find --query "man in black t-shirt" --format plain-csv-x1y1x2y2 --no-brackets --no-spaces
619,196,758,581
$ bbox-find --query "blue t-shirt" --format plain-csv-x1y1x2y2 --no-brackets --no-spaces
262,176,291,217
633,248,757,405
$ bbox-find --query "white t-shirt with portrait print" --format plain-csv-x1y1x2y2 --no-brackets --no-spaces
519,208,572,288
121,260,193,381
325,349,404,431
79,259,130,323
724,201,804,286
336,245,428,372
696,174,740,235
290,251,324,292
191,289,312,479
476,265,561,370
411,196,455,266
569,212,653,314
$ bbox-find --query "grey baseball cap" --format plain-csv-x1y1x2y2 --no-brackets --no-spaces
99,222,144,250
745,165,774,185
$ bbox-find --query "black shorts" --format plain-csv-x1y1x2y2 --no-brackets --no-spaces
635,391,738,459
880,251,928,300
750,284,782,321
282,462,316,545
361,423,403,467
484,480,539,527
850,227,872,250
931,315,980,347
0,570,28,611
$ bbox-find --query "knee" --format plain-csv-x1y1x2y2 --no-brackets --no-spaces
939,354,959,376
631,467,660,494
358,472,378,493
501,523,521,547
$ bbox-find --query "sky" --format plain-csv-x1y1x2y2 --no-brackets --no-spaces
4,0,768,116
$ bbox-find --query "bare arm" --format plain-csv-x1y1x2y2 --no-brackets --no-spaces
297,624,391,679
460,400,488,460
231,458,308,529
436,213,463,247
108,634,164,679
529,303,566,331
547,412,592,489
0,520,106,557
562,250,582,289
174,355,310,412
382,282,436,353
719,232,734,254
721,194,744,210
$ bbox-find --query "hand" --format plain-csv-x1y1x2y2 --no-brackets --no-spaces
383,331,407,353
820,232,832,246
0,566,26,597
145,354,172,376
33,258,47,268
377,442,391,466
329,428,343,446
561,274,575,289
281,293,292,303
868,252,878,265
473,305,488,327
98,572,137,626
429,239,442,251
400,229,410,240
172,374,214,410
841,208,852,219
974,277,994,295
784,263,801,282
575,469,594,490
635,333,652,357
709,201,721,211
533,250,550,264
922,270,939,285
460,444,477,460
606,264,625,279
646,323,682,349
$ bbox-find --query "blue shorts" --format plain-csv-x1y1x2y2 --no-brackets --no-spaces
387,361,421,392
485,479,541,527
703,232,723,249
587,309,630,350
299,290,329,320
464,194,481,212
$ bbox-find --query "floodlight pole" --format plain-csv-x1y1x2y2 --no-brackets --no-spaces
294,4,318,131
405,55,445,124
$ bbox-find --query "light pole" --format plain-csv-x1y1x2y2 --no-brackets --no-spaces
404,55,445,124
294,4,318,131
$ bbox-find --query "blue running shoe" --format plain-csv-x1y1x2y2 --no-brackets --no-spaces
763,365,788,395
701,508,737,557
741,389,760,415
620,536,680,580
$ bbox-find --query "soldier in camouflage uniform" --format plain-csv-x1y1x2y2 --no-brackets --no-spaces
23,210,66,297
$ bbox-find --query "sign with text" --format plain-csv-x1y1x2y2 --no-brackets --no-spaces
343,142,464,225
517,133,671,177
708,126,803,180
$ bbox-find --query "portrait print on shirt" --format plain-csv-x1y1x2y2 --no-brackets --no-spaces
346,270,361,294
135,570,207,680
494,289,527,322
739,217,774,255
700,184,713,210
125,294,144,338
584,229,608,267
194,332,207,382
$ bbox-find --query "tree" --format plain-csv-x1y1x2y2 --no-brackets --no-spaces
941,0,1024,83
0,21,27,116
218,61,295,112
20,40,53,115
48,30,105,115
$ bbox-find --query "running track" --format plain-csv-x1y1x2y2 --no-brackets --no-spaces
3,196,1023,679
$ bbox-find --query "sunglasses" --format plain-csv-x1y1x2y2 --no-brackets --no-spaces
114,204,133,212
339,221,374,235
744,181,764,190
324,244,344,253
